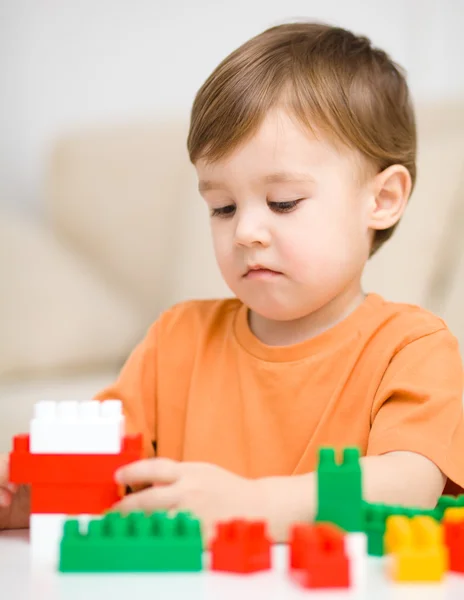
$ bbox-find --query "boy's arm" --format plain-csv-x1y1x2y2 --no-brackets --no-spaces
259,450,446,542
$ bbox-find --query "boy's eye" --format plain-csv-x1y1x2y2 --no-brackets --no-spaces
268,199,303,213
211,205,236,218
210,199,303,218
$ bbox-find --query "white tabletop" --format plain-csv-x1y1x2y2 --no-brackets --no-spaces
1,529,463,600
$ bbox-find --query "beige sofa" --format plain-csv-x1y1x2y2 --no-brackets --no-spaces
1,102,463,448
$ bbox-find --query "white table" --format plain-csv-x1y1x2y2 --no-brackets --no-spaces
1,529,463,600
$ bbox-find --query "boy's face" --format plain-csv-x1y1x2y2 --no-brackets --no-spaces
196,107,374,321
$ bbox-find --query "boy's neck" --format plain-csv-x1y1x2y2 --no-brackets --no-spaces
247,283,366,347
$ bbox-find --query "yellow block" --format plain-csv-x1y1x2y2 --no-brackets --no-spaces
385,515,448,582
443,507,464,523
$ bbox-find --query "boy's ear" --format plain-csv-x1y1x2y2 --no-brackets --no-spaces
368,164,412,231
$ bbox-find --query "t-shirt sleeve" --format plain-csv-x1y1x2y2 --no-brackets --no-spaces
94,321,158,459
367,327,464,494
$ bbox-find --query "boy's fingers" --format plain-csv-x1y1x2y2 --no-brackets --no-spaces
114,483,179,513
0,489,12,508
115,458,180,486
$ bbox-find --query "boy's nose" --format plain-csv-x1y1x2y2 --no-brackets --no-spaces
234,213,271,248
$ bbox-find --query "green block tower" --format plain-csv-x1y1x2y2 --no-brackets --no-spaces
59,510,203,573
315,446,363,532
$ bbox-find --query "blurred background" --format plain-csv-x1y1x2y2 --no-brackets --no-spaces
1,0,464,445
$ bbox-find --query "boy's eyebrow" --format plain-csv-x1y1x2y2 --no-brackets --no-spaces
198,170,315,193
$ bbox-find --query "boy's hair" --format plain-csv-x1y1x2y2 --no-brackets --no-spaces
187,22,417,255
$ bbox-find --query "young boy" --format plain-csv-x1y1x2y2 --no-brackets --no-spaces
1,22,464,542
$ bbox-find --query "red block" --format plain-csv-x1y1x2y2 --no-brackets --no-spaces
9,433,142,515
9,434,142,485
289,523,350,589
444,519,464,573
30,483,124,514
211,519,272,573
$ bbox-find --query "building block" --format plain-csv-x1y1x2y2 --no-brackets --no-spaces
384,515,447,582
289,523,350,589
435,495,464,520
30,513,98,567
9,433,142,485
443,507,464,573
345,532,367,589
9,433,141,514
289,523,311,571
210,519,271,574
31,483,124,514
59,511,203,572
30,400,124,454
364,503,387,556
363,501,440,557
315,447,363,532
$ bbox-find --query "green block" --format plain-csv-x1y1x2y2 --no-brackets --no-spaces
434,495,464,520
362,501,441,556
364,503,386,556
315,447,363,532
59,511,203,573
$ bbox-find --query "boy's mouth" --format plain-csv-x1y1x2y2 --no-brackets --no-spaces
243,264,283,279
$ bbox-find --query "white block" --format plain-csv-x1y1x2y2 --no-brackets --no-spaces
30,514,96,568
30,400,125,454
345,532,367,589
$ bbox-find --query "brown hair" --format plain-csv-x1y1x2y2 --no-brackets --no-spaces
187,22,417,255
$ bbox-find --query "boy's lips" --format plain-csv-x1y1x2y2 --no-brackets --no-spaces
243,265,283,279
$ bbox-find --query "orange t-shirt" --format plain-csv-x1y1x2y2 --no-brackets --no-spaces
95,293,464,494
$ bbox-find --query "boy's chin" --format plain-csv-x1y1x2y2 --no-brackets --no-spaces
245,298,310,322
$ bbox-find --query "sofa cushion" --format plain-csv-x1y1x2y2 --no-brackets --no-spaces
0,210,144,378
46,121,193,322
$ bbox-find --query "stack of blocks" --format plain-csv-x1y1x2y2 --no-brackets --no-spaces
8,400,143,565
7,402,464,585
313,446,366,589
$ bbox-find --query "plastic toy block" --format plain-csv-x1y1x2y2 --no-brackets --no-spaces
9,433,142,485
384,515,413,553
210,519,271,573
30,514,97,566
345,533,367,588
384,515,447,582
435,495,464,520
443,507,464,573
364,503,387,556
289,523,350,589
289,523,311,570
363,501,440,556
315,447,363,532
30,483,124,514
30,400,124,454
59,511,203,572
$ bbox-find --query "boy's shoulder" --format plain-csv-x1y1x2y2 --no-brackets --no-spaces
363,293,457,351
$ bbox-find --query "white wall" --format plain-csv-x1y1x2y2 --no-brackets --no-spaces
1,0,463,212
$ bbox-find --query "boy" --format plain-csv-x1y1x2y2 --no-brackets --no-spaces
1,22,464,542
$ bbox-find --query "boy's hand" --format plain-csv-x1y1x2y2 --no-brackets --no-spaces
0,453,30,530
113,459,265,542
